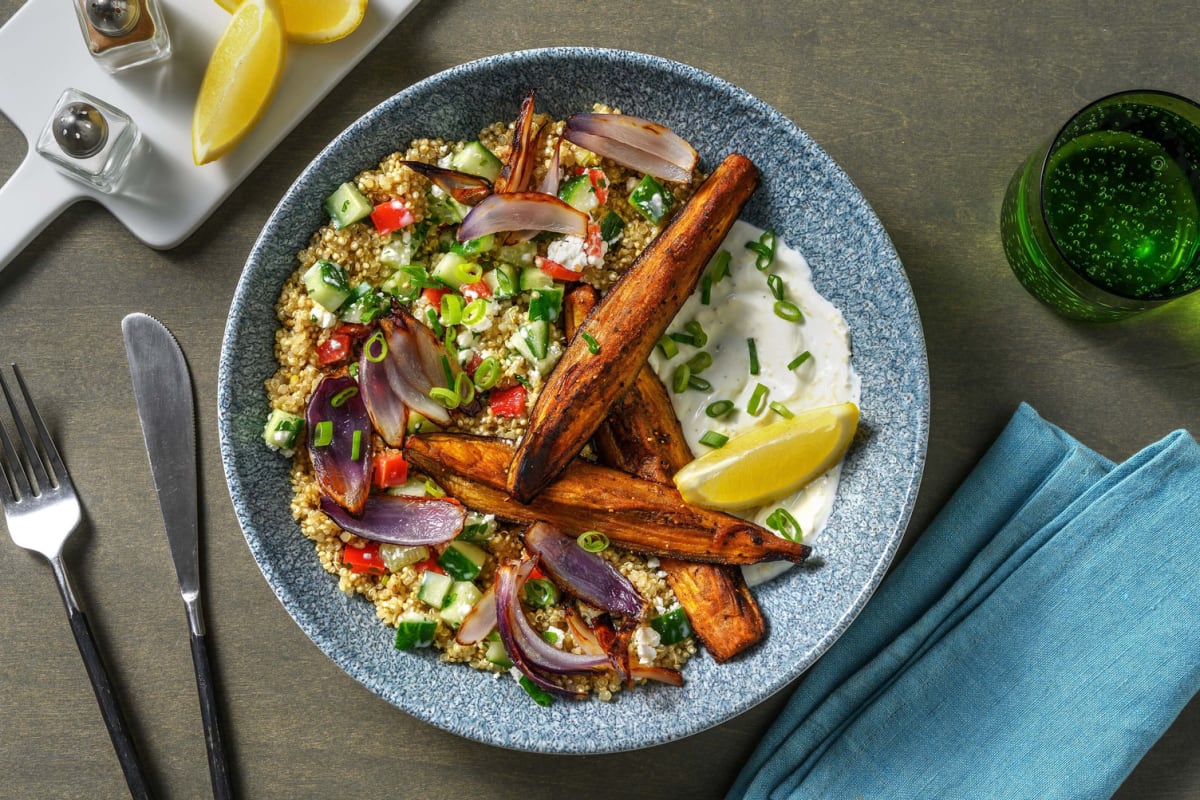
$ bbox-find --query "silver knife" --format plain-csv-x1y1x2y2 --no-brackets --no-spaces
122,313,233,800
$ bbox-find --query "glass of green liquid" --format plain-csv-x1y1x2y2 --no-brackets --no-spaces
1000,90,1200,320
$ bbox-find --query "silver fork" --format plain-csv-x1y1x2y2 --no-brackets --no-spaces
0,365,153,800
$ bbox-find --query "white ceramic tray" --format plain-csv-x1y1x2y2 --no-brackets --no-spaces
0,0,419,273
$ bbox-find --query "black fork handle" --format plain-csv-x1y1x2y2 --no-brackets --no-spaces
53,558,153,800
189,627,233,800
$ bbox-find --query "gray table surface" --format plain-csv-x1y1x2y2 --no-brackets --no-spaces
2,1,1199,797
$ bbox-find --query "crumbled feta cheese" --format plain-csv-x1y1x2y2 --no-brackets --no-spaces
310,303,338,329
645,556,660,569
647,192,665,220
625,176,640,192
458,347,474,365
509,667,524,683
546,235,590,274
633,625,661,664
544,626,565,649
456,329,475,349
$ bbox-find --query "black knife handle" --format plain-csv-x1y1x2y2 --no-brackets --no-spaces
189,629,234,800
67,606,155,800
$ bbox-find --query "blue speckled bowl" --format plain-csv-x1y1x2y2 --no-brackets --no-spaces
218,48,929,753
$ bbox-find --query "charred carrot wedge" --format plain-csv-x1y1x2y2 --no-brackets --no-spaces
564,285,765,662
507,154,759,503
405,434,809,565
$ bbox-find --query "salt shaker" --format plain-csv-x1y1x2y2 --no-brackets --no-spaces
36,89,142,193
72,0,171,73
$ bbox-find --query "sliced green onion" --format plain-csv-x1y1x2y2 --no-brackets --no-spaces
788,351,812,370
686,351,712,373
745,229,776,270
461,297,488,326
350,429,363,461
430,386,460,409
330,386,359,407
747,337,759,376
657,335,679,359
700,274,713,305
440,354,454,389
425,307,443,337
473,357,500,391
577,531,609,553
709,250,731,283
672,364,691,393
364,330,388,362
518,676,554,707
767,273,785,301
705,400,734,418
769,401,794,419
684,320,708,347
523,578,559,608
454,371,475,405
348,361,360,378
424,478,446,498
747,383,769,416
688,375,712,391
699,430,729,448
766,507,803,542
774,300,803,322
454,260,483,285
581,331,600,354
669,332,696,345
440,293,463,325
514,374,533,390
312,420,333,447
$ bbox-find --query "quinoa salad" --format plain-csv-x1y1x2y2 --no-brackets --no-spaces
262,97,710,703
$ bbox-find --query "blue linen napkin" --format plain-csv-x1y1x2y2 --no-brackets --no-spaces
729,402,1200,800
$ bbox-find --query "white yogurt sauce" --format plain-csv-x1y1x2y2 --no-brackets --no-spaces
648,220,860,586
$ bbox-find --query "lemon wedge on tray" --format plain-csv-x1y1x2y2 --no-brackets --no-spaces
674,402,860,511
216,0,368,43
192,0,287,166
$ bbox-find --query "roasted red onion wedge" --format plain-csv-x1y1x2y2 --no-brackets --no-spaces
495,560,611,699
358,335,408,447
318,495,465,546
455,584,497,646
564,113,697,179
494,90,539,194
537,135,563,196
630,665,683,687
524,522,647,620
563,128,693,184
398,161,492,206
379,309,454,426
457,192,588,242
306,374,373,514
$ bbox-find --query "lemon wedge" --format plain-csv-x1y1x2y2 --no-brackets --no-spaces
674,402,860,510
215,0,368,44
193,0,286,166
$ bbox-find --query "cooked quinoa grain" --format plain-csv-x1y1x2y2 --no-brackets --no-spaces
265,101,704,700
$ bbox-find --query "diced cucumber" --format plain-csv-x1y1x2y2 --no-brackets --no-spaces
432,251,479,289
393,613,438,650
438,540,488,581
386,477,429,497
485,634,512,668
483,264,519,299
417,570,454,609
497,241,537,268
599,210,625,245
426,192,469,224
450,141,503,182
405,411,443,435
302,259,351,311
380,222,431,267
629,174,674,223
324,182,373,229
439,581,484,626
451,234,497,257
513,320,550,361
527,287,563,323
380,265,429,301
558,174,599,214
458,513,496,543
379,544,430,571
650,607,693,645
519,266,555,291
262,409,303,453
340,284,387,324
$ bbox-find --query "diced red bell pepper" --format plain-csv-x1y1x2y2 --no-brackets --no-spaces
317,333,352,366
370,199,415,236
584,222,605,260
489,384,527,418
464,351,483,375
461,280,492,300
372,452,409,490
343,541,387,575
536,256,583,282
528,564,548,582
422,287,450,307
587,168,609,204
413,554,446,576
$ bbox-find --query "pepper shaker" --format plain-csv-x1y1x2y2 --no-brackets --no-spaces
72,0,171,73
36,89,143,193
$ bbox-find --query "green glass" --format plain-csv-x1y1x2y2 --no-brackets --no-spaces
1001,91,1200,320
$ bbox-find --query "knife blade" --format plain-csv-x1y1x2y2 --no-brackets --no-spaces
122,313,233,800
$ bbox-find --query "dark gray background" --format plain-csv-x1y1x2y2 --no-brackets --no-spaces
1,1,1198,797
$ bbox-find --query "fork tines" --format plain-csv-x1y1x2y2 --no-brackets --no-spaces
0,365,62,504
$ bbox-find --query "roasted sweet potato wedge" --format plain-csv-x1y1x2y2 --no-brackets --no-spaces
564,285,765,662
405,434,809,565
507,154,760,503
